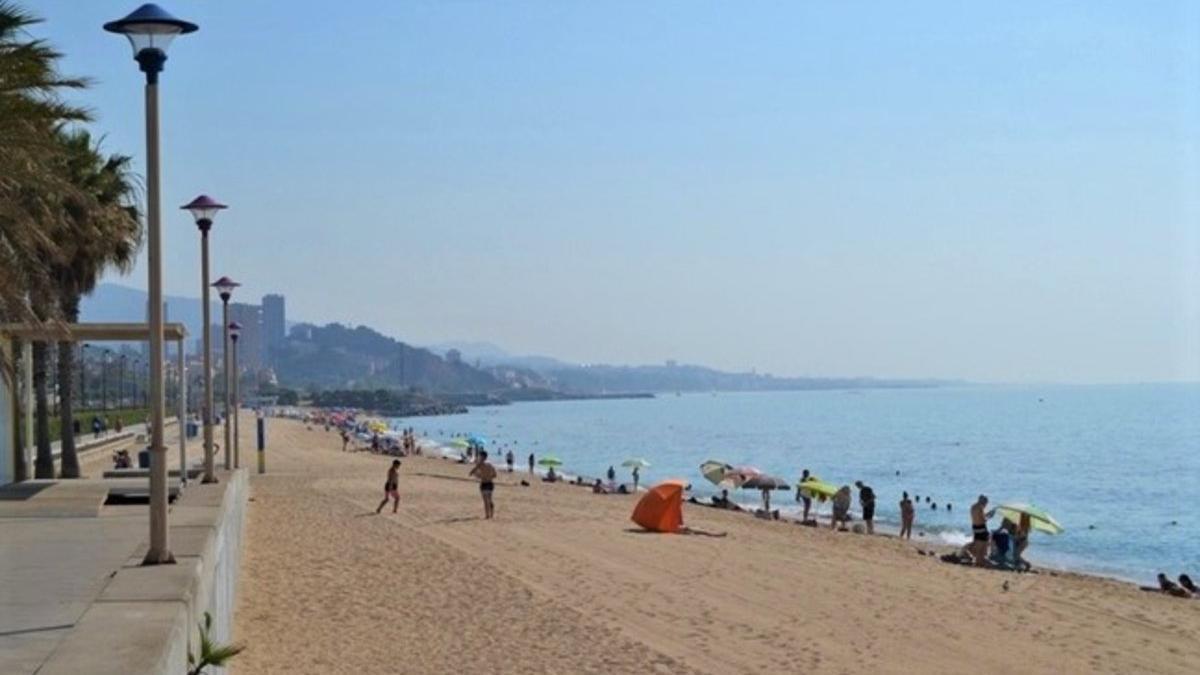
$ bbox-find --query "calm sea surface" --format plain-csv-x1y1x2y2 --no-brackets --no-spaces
395,384,1200,584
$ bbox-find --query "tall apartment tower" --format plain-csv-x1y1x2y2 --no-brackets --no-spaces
228,303,264,373
261,294,286,362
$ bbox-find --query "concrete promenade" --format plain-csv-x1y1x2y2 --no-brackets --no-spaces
1,430,248,674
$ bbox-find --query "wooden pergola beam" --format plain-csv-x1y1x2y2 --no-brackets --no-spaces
0,322,189,342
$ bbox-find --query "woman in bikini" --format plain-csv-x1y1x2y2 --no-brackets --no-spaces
469,450,498,520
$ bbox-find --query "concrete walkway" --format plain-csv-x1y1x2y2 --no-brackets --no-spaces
0,464,247,674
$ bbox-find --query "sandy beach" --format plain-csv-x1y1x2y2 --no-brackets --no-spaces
233,418,1200,674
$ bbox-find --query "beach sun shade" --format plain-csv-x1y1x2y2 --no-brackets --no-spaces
740,475,790,490
631,480,687,533
468,434,489,446
449,438,470,449
719,466,762,488
997,502,1065,535
797,479,839,499
537,456,563,467
700,460,735,486
622,458,651,468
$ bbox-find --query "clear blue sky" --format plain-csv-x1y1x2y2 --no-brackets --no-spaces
34,1,1200,382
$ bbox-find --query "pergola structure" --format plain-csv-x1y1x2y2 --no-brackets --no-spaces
0,322,189,485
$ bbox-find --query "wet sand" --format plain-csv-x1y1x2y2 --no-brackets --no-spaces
233,418,1200,674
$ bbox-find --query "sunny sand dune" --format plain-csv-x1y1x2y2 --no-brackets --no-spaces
233,419,1200,674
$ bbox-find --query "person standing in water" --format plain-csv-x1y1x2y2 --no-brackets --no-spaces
470,451,498,520
376,460,401,514
505,450,514,473
899,491,915,540
631,465,640,492
528,453,535,474
607,465,616,483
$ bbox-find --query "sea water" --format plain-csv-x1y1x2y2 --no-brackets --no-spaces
395,384,1200,584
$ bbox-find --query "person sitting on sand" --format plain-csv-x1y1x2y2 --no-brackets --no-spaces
592,479,608,494
899,491,915,540
376,460,401,514
1157,573,1191,598
1013,513,1032,571
468,451,497,520
969,495,991,567
617,484,629,494
544,466,558,483
831,486,852,531
990,520,1013,567
1180,574,1198,596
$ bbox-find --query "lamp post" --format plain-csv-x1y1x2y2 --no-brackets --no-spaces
183,194,227,483
212,276,240,471
118,355,126,410
105,2,197,566
228,321,242,468
80,344,88,411
101,350,110,411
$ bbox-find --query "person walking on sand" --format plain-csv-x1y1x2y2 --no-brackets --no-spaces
376,460,401,514
855,481,876,534
469,450,498,520
505,450,514,473
969,495,991,567
899,491,915,539
528,453,535,474
341,429,350,452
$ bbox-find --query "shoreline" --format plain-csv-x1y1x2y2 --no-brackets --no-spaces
387,435,1165,592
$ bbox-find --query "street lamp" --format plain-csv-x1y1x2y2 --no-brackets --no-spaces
104,2,197,566
118,355,126,411
101,350,110,412
212,276,239,471
228,321,242,468
80,344,89,411
183,194,228,484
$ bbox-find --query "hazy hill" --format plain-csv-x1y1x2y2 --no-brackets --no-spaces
275,323,510,393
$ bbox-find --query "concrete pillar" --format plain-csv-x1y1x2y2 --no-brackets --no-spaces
0,337,13,485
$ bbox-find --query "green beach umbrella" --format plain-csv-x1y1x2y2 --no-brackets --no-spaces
622,458,651,468
700,460,735,486
449,438,470,449
997,502,1064,535
537,456,563,467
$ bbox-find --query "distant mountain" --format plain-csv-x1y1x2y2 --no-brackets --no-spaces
276,323,523,394
535,363,950,394
426,341,576,371
80,283,221,339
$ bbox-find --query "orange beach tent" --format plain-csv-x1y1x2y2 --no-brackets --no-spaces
631,479,687,533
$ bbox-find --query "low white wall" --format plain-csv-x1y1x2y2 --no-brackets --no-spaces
194,468,248,675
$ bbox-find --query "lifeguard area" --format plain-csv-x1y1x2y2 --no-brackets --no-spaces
0,322,251,675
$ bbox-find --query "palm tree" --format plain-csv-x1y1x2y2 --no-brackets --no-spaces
52,129,141,478
0,2,91,326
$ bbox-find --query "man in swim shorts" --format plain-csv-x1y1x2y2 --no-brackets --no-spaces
469,450,498,520
969,495,991,566
855,480,876,534
376,459,401,514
